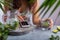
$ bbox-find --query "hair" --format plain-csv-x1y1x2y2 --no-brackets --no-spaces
4,0,37,13
13,0,21,9
13,0,37,9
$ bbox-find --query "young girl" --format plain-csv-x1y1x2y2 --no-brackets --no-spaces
3,0,53,28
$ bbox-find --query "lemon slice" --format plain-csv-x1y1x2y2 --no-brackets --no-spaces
57,26,60,31
52,29,58,33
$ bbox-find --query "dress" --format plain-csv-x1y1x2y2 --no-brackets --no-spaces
6,9,34,25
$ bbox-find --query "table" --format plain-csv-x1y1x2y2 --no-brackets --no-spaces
7,26,60,40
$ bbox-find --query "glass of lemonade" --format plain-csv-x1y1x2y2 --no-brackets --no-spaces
41,21,50,31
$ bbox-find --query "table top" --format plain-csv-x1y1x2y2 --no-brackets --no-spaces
7,26,60,40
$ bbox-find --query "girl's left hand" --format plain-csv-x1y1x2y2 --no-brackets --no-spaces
42,18,53,29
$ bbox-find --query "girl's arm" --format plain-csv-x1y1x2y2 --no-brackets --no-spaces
31,0,41,25
31,0,53,28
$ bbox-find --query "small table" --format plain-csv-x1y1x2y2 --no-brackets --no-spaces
7,26,60,40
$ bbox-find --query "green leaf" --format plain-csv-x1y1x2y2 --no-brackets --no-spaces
4,0,13,10
49,35,55,40
0,25,5,31
57,12,60,17
55,36,60,40
0,22,2,25
35,0,50,15
54,12,60,24
42,0,56,18
12,21,19,30
0,4,5,13
0,32,2,37
3,34,8,40
40,0,52,15
0,0,13,13
48,0,60,17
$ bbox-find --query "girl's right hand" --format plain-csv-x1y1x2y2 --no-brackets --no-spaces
17,15,25,22
17,15,27,22
17,15,24,22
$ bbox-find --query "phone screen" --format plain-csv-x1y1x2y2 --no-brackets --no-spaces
21,21,29,25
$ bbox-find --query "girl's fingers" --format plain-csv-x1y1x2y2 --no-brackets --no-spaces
17,15,24,21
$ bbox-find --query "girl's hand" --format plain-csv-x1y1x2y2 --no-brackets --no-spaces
42,18,53,29
17,15,27,22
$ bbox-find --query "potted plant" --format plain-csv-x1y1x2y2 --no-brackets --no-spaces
0,21,19,40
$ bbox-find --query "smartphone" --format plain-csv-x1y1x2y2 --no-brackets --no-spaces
21,21,29,25
19,21,30,28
